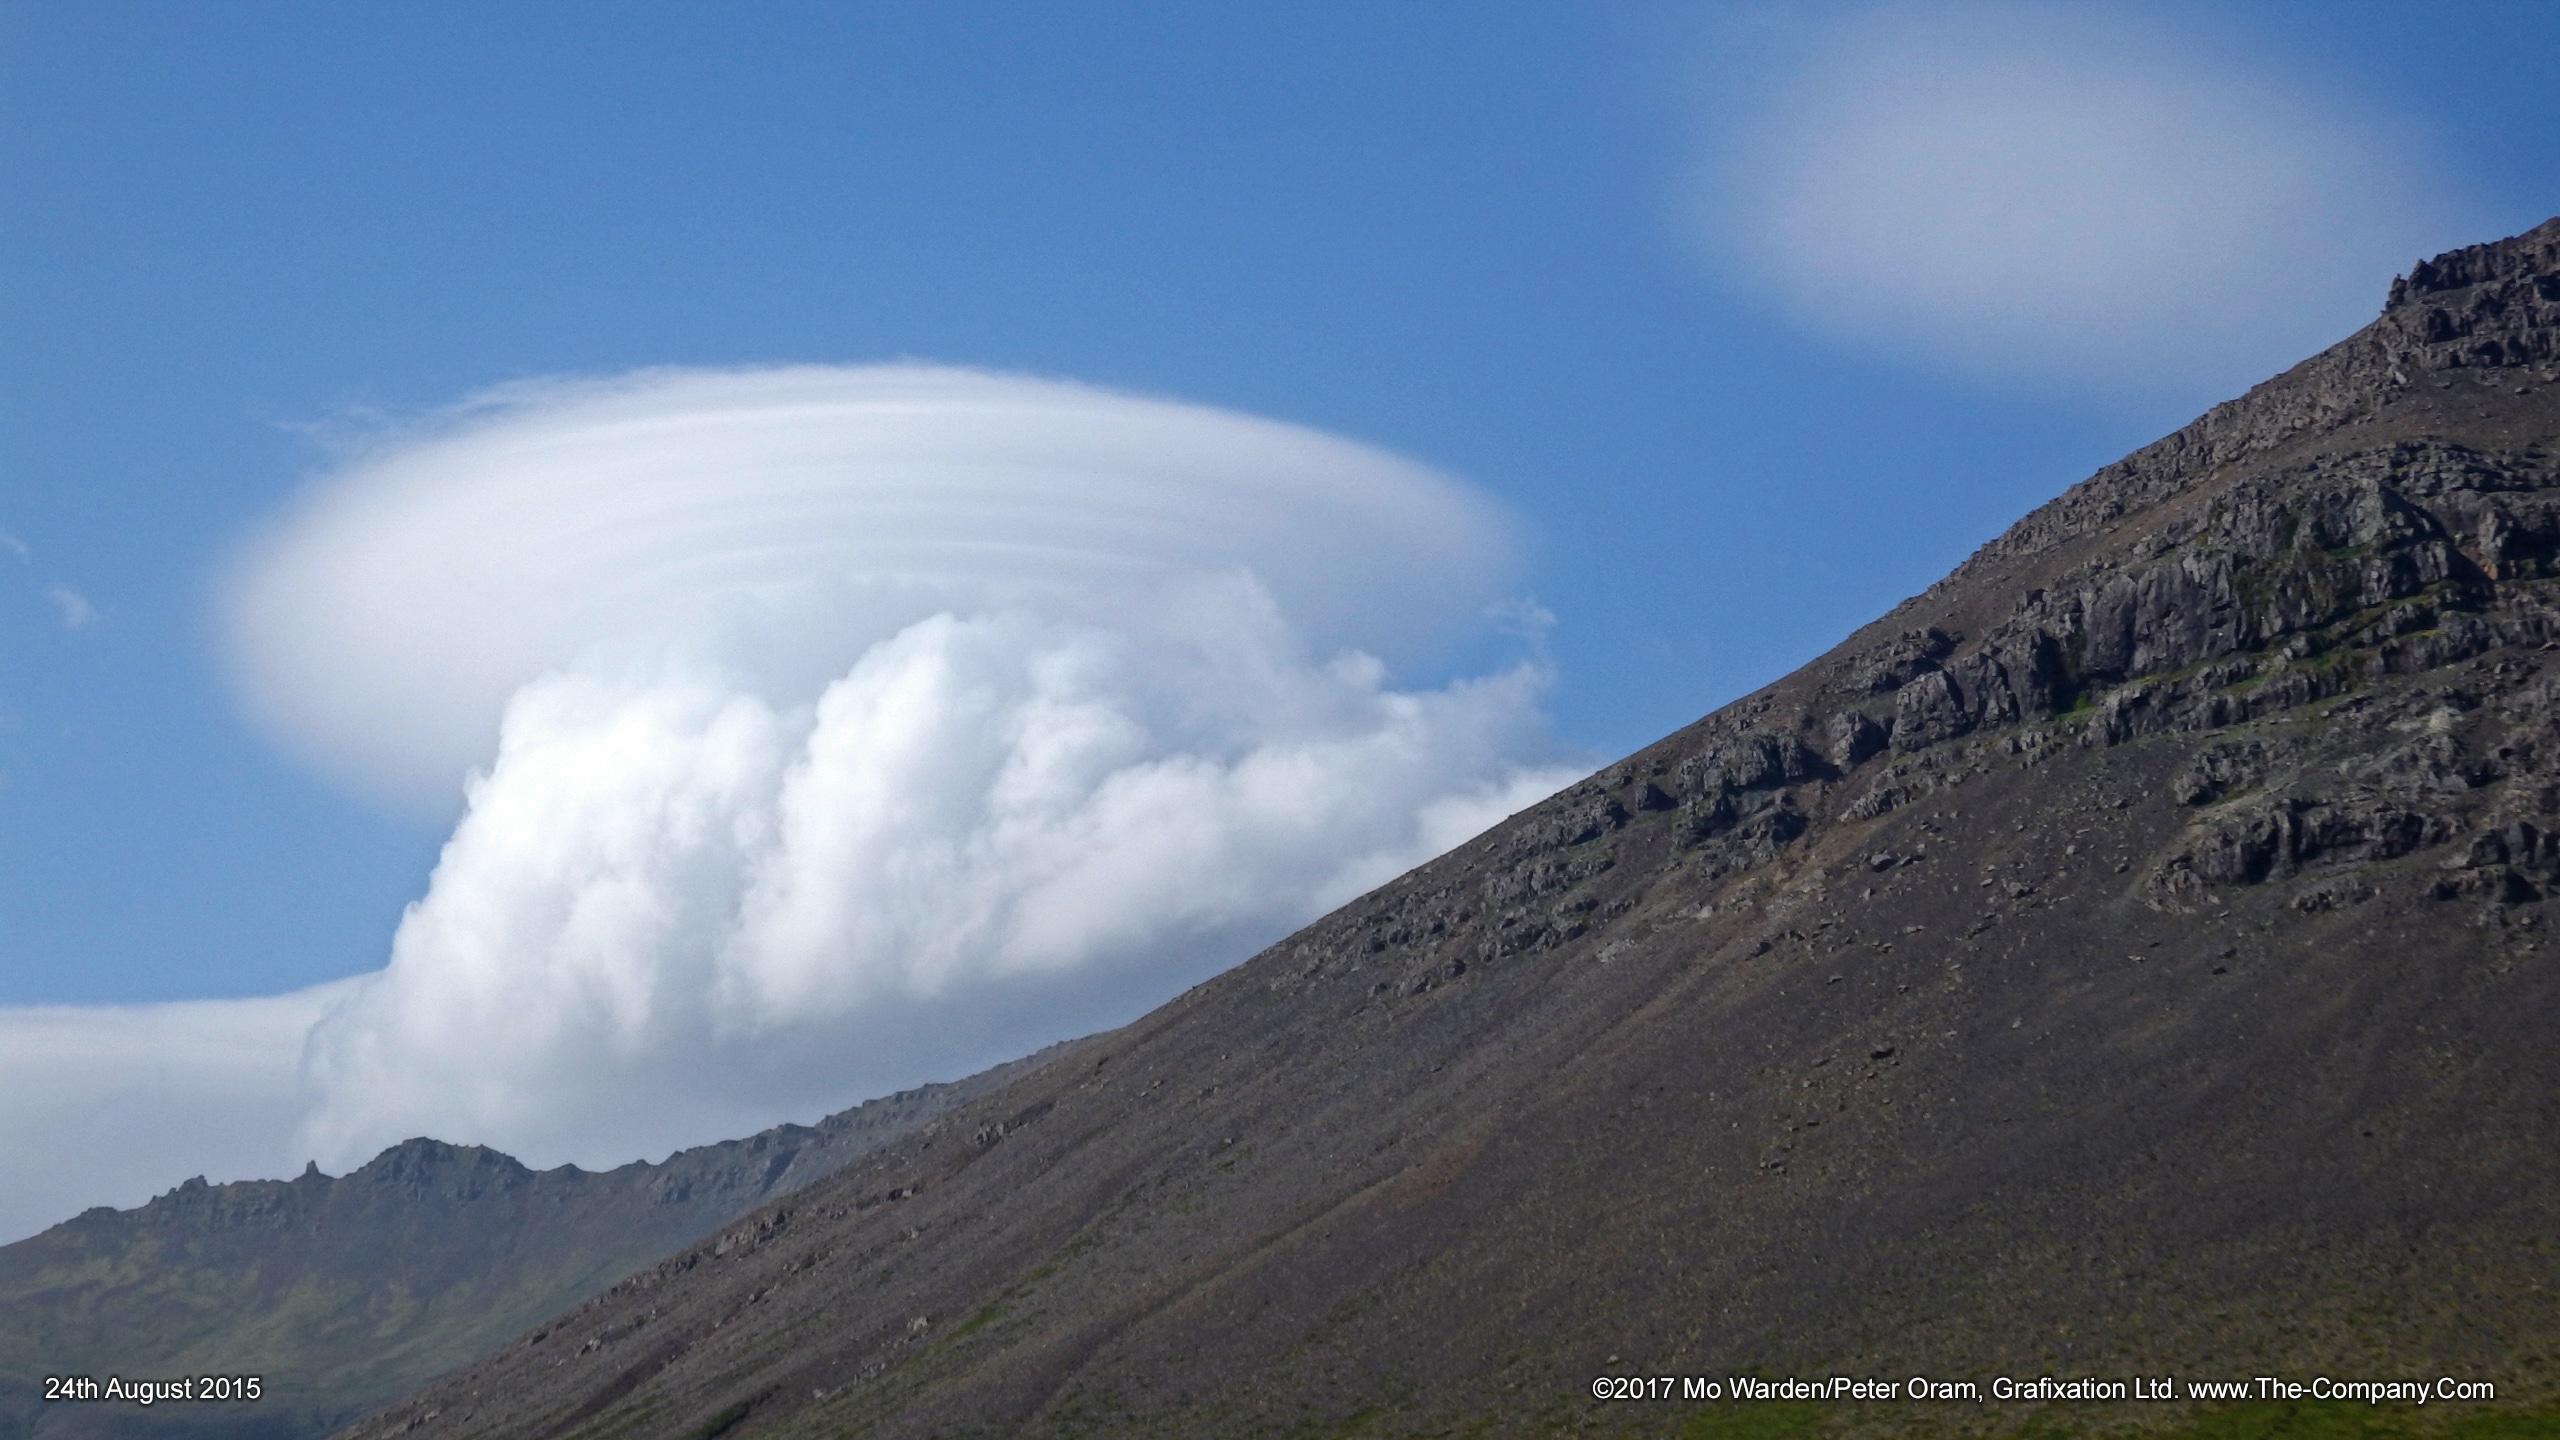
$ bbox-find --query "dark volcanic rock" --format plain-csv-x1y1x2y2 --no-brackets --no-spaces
347,221,2560,1438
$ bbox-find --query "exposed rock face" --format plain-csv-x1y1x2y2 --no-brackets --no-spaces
0,1051,1059,1440
346,221,2560,1438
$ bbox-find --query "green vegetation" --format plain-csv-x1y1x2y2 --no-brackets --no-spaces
1629,1401,2560,1440
1672,1401,1826,1438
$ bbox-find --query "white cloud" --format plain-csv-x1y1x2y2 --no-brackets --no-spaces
226,364,1519,813
0,530,27,561
45,584,103,630
0,364,1580,1229
0,982,357,1243
296,606,1570,1169
1690,2,2480,401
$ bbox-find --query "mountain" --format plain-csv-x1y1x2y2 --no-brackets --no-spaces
324,220,2560,1437
0,1047,1067,1440
327,222,2560,1436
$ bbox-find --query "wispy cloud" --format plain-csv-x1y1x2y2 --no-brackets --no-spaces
1687,2,2484,403
45,585,103,630
2,529,107,632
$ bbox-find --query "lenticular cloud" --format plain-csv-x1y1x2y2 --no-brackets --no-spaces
232,366,1516,809
227,365,1579,1172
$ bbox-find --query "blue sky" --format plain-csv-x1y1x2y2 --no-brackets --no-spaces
0,1,2553,1235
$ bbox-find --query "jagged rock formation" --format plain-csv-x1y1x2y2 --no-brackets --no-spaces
334,221,2560,1438
0,1049,1062,1440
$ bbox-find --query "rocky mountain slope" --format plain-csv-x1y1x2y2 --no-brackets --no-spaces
0,1049,1063,1440
330,220,2560,1437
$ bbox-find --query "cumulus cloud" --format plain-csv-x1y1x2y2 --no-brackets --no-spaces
1690,2,2480,401
0,365,1575,1233
161,363,1575,1179
0,982,356,1243
296,611,1565,1168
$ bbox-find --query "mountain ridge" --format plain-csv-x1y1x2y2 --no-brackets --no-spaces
0,1045,1072,1440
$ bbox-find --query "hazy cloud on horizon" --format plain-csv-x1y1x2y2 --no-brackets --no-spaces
0,982,356,1243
